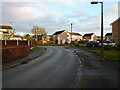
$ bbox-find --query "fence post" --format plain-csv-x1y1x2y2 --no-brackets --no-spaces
17,40,18,46
28,40,30,46
5,38,6,46
31,40,32,46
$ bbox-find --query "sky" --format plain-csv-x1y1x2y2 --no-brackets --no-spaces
0,0,119,36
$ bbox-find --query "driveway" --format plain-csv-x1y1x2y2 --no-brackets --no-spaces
3,46,80,88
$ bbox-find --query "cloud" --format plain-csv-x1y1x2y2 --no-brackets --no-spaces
105,3,118,18
2,2,49,22
1,1,119,36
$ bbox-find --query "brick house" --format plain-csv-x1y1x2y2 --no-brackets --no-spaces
52,30,68,44
83,33,97,41
67,32,82,43
0,25,14,40
110,17,120,45
52,30,82,44
105,33,112,41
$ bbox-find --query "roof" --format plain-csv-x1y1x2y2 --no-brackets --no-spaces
69,32,82,36
0,25,13,29
110,17,120,25
83,33,94,37
105,33,112,36
53,30,65,35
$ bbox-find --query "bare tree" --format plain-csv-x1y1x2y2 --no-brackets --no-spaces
31,25,47,41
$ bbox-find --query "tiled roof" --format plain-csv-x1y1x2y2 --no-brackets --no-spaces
110,17,120,25
53,30,65,35
0,25,13,29
83,33,94,37
69,32,82,36
105,33,112,36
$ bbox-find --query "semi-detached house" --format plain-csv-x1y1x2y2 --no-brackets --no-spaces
83,33,97,41
52,30,82,44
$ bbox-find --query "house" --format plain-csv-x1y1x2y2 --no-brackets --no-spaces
52,30,68,44
105,33,112,41
0,25,14,40
96,36,101,41
52,30,82,44
67,32,82,43
83,33,97,42
110,17,120,45
96,36,106,41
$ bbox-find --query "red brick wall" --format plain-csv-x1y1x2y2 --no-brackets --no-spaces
60,32,68,40
2,46,31,63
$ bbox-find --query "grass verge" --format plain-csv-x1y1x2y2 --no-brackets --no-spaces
37,44,70,46
90,50,120,62
71,45,86,48
30,46,40,52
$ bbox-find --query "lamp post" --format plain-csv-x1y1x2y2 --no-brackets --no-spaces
71,23,72,45
91,1,104,56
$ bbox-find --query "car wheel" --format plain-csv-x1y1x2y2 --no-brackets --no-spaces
114,44,117,47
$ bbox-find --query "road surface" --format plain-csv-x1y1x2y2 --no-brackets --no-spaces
3,46,80,88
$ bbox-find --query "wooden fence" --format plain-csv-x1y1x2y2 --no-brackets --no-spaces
1,40,36,46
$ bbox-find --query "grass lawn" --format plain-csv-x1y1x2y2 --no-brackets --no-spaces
90,50,120,62
37,44,70,46
30,46,40,51
71,44,87,48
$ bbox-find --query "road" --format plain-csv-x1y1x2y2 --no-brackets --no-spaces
3,46,81,88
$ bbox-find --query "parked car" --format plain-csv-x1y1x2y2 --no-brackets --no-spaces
86,41,99,47
98,41,117,47
70,41,78,44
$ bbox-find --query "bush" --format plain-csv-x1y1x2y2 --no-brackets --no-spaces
74,43,79,46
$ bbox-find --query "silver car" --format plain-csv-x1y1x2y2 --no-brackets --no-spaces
98,41,117,47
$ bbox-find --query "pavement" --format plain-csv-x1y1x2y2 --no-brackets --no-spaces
3,46,47,70
70,47,119,88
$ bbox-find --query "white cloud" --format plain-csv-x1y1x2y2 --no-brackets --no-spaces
1,1,119,36
1,0,120,3
105,3,118,18
1,2,49,23
63,0,75,7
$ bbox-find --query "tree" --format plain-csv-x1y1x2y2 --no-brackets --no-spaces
23,34,32,40
31,25,47,41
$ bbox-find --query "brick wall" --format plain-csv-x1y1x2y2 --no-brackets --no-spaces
1,40,32,46
2,46,31,63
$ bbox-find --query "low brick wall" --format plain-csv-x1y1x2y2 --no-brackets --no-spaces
2,46,31,63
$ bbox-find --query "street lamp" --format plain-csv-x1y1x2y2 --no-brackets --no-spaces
91,1,104,56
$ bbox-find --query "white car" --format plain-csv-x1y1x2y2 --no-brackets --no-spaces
98,41,117,47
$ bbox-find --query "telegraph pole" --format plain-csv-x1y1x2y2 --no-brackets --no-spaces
71,23,72,45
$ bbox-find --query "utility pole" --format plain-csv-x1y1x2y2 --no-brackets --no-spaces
71,23,72,45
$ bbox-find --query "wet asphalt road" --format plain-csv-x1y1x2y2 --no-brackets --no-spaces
3,46,80,88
